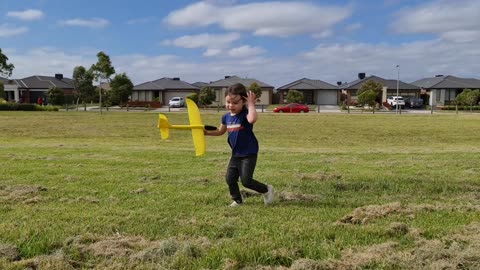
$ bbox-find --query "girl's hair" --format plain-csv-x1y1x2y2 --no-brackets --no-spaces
226,83,248,99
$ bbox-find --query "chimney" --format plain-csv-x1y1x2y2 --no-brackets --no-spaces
172,77,180,80
337,81,342,86
435,75,444,77
225,76,231,79
358,73,366,80
55,74,63,80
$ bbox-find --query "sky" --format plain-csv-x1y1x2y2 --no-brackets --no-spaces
1,0,480,87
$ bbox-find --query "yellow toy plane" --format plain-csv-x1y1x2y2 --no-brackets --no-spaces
157,98,217,156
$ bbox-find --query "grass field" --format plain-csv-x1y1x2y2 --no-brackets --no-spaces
0,111,479,269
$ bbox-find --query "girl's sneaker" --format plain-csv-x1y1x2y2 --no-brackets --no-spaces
263,185,275,205
229,201,243,207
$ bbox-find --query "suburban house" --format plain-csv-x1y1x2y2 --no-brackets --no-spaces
207,76,274,105
1,76,18,102
411,75,480,106
277,78,339,105
131,77,199,107
2,74,75,104
341,73,421,105
192,82,208,89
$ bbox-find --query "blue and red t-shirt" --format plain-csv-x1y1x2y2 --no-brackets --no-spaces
222,109,259,156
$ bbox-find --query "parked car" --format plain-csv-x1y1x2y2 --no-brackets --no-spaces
405,97,424,108
387,96,405,108
168,97,185,107
273,103,309,113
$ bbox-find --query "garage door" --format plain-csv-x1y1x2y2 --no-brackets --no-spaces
317,90,338,105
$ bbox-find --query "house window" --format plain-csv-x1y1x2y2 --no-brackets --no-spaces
446,89,456,101
436,90,441,102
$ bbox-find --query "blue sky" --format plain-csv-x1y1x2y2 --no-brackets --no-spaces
1,0,480,87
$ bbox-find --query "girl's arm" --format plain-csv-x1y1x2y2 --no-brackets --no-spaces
205,124,227,136
246,91,257,124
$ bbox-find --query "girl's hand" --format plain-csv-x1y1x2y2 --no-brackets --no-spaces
247,91,256,105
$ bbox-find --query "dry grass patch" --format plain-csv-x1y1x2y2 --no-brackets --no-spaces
0,243,20,262
6,234,213,269
338,202,410,225
0,185,47,204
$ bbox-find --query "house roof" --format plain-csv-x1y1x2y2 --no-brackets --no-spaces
277,78,338,90
342,75,420,90
208,75,273,88
16,75,74,89
133,77,199,90
192,82,209,88
411,75,480,89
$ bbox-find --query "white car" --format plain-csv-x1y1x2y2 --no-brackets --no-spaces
168,97,185,107
387,96,405,108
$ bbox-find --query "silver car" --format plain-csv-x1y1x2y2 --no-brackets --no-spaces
168,97,185,107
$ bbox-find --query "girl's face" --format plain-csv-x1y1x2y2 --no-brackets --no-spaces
225,94,245,114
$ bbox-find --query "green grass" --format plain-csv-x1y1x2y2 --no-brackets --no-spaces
0,111,479,269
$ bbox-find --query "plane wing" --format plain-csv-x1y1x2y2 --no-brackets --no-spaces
186,99,206,156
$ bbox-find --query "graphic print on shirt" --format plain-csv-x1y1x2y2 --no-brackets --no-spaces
227,123,244,132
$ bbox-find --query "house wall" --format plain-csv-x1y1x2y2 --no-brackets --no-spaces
429,89,445,106
132,91,154,102
4,84,19,102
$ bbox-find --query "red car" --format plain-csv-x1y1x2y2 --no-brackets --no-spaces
273,103,309,113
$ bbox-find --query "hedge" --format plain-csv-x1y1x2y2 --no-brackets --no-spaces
0,103,58,111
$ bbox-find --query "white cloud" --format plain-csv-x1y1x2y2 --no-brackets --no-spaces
301,38,480,83
7,36,480,89
59,18,110,29
0,24,28,37
227,45,265,58
7,9,44,21
392,0,480,42
162,32,240,49
203,49,222,57
165,1,352,38
9,47,94,79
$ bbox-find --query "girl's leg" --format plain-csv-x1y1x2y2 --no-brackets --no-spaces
239,155,268,194
226,157,242,203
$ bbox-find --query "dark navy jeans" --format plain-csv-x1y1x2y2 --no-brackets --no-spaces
226,155,268,203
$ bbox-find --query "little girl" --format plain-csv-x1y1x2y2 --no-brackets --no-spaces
205,83,274,207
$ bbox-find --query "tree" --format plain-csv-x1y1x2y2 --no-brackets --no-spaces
0,48,14,77
358,89,378,113
357,80,383,106
109,73,133,105
286,89,304,103
90,51,115,113
72,66,95,107
455,89,480,111
0,81,4,100
248,82,262,99
198,86,216,106
47,87,65,105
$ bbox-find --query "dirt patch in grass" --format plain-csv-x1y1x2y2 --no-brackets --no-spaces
0,243,20,261
338,202,411,224
277,191,319,202
240,190,319,203
7,233,213,269
338,198,480,225
282,222,480,270
0,185,47,204
298,171,342,182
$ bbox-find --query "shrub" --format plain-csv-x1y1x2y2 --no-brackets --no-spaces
0,103,58,111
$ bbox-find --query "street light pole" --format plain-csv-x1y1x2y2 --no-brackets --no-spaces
396,65,400,114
